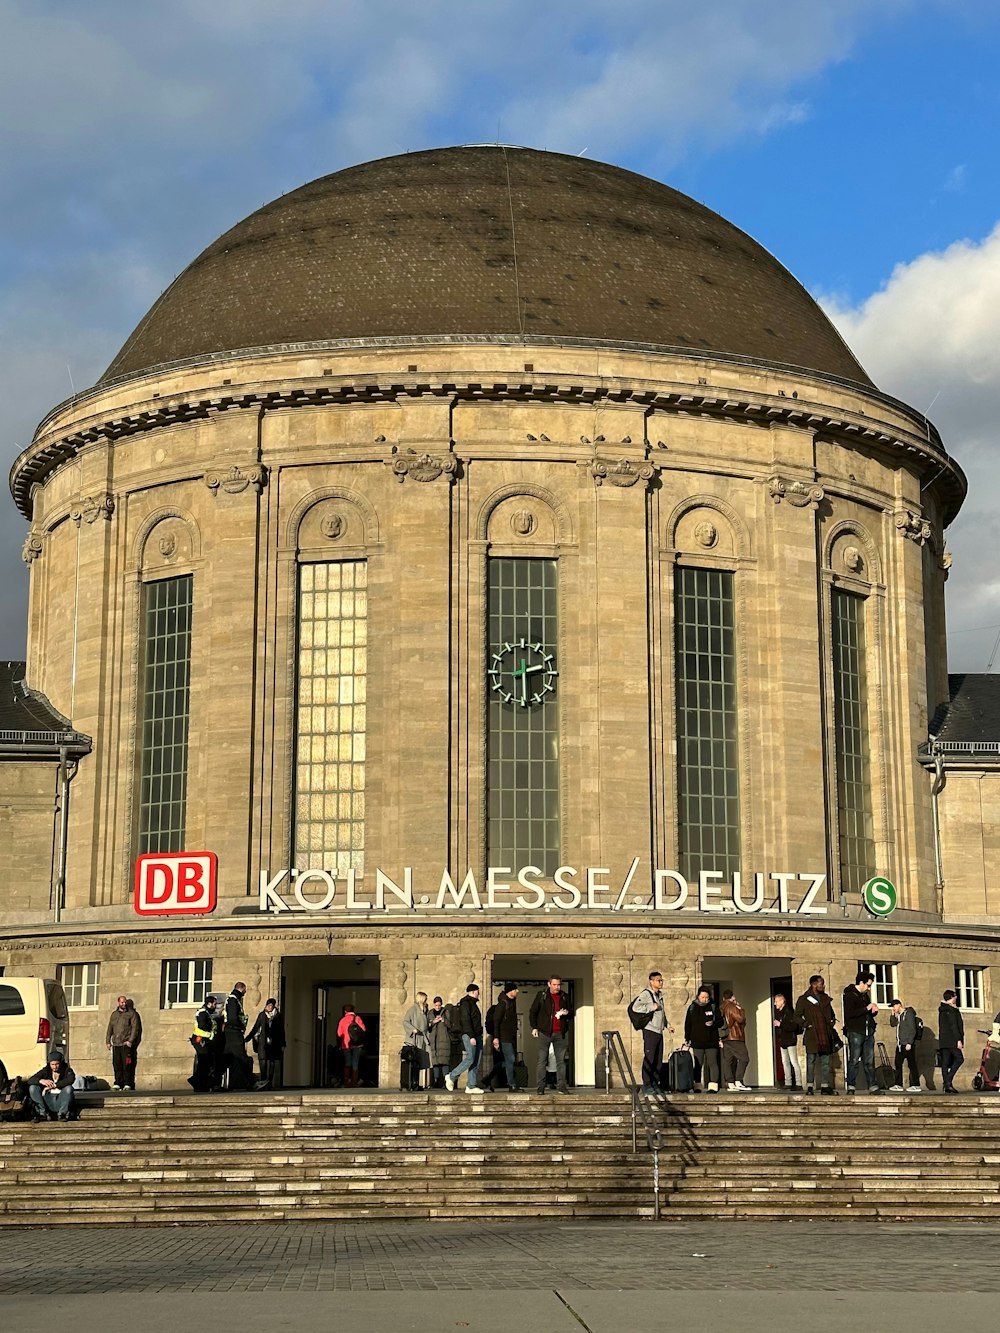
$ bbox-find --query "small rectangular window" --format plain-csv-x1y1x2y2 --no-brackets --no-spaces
161,958,213,1009
955,967,984,1012
59,963,100,1009
858,961,896,1009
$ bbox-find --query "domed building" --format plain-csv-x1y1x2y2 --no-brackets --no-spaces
3,145,999,1090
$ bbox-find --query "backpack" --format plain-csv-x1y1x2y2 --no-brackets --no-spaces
627,990,656,1030
913,1012,925,1042
485,1003,499,1038
442,1003,463,1038
347,1019,364,1048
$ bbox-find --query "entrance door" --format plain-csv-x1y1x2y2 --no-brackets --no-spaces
700,957,795,1088
281,954,380,1087
770,975,794,1086
490,955,595,1087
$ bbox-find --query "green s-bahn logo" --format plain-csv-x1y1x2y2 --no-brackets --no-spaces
862,876,897,917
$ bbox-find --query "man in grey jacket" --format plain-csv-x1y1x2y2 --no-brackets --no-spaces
105,994,139,1092
889,998,921,1091
631,971,669,1093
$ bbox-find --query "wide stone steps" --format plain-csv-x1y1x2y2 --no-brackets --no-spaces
3,1090,1000,1223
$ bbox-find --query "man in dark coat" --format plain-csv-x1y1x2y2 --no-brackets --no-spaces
530,976,574,1095
843,972,880,1094
484,983,521,1092
27,1050,76,1120
938,989,965,1093
795,975,838,1095
445,984,485,1093
223,982,254,1090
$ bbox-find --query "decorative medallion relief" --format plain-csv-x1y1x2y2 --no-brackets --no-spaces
70,493,116,525
895,509,932,545
694,520,718,549
842,544,864,574
768,475,824,508
320,513,346,541
385,447,457,484
591,457,655,488
510,509,536,537
204,463,267,497
157,533,177,558
21,532,44,565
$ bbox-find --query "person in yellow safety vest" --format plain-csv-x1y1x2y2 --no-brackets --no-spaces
187,995,220,1093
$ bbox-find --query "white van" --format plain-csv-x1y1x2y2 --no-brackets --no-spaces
0,978,70,1078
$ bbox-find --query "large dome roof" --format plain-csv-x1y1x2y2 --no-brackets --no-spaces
101,146,871,387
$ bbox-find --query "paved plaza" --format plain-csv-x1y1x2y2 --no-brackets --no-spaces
2,1219,996,1330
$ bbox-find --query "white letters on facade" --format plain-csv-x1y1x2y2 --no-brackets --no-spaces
257,865,830,915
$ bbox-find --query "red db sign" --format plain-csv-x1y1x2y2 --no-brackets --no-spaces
134,853,218,916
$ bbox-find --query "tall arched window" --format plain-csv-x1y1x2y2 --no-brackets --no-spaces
831,587,875,889
137,575,193,855
486,557,559,874
294,560,368,874
675,565,740,882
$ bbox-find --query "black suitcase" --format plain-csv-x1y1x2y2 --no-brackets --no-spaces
662,1048,695,1094
875,1041,895,1090
400,1044,421,1091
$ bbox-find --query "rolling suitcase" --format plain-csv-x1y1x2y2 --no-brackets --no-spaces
399,1044,421,1091
875,1041,895,1090
662,1047,695,1094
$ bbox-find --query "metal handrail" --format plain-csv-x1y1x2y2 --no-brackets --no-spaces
601,1029,664,1220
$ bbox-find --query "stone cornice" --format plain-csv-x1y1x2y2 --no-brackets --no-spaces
11,359,964,522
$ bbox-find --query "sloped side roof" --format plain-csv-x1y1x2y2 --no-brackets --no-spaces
929,674,1000,751
0,662,90,755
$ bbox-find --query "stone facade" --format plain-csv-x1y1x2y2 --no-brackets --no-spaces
3,149,998,1093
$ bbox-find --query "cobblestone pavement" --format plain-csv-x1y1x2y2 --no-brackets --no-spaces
1,1219,997,1295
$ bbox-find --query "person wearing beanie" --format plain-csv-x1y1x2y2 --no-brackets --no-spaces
445,983,485,1094
27,1049,76,1121
483,983,521,1092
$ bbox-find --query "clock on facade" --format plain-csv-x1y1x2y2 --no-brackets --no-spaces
488,638,559,708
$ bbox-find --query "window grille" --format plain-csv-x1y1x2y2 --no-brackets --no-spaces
955,966,984,1012
832,589,875,891
161,958,213,1009
59,962,100,1009
137,576,193,854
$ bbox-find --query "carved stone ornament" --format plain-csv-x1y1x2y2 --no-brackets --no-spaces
768,475,825,508
941,550,953,574
591,457,655,488
694,520,718,548
320,513,345,540
204,463,267,496
21,532,44,564
70,493,115,525
843,544,864,574
157,533,177,558
895,509,933,545
385,448,457,484
510,509,536,537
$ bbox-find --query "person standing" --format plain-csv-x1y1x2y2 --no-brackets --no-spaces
721,989,751,1091
446,983,485,1094
403,991,431,1089
428,995,451,1089
188,994,220,1093
485,983,521,1092
795,975,838,1095
246,998,286,1090
938,989,965,1093
684,986,724,1092
843,972,881,1094
105,994,139,1092
27,1049,76,1121
223,981,254,1090
530,976,574,1096
630,971,668,1093
337,1002,367,1087
773,993,804,1091
125,998,142,1088
889,997,922,1091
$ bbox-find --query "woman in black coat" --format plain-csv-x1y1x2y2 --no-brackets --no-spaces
246,998,286,1090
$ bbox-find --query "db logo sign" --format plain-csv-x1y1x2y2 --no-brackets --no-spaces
134,853,218,916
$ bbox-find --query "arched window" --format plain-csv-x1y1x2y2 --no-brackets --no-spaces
831,587,875,889
294,560,368,874
136,575,193,855
675,565,740,882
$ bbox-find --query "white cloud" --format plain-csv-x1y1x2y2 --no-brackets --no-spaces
825,224,1000,673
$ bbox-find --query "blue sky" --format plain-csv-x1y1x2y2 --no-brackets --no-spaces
3,0,1000,671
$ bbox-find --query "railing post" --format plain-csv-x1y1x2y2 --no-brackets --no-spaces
604,1034,611,1092
653,1146,660,1221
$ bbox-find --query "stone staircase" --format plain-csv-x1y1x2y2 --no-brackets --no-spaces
2,1089,1000,1225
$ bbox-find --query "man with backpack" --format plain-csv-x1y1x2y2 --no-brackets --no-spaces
628,970,668,1093
483,983,521,1092
889,997,923,1091
337,1002,367,1087
445,984,485,1094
